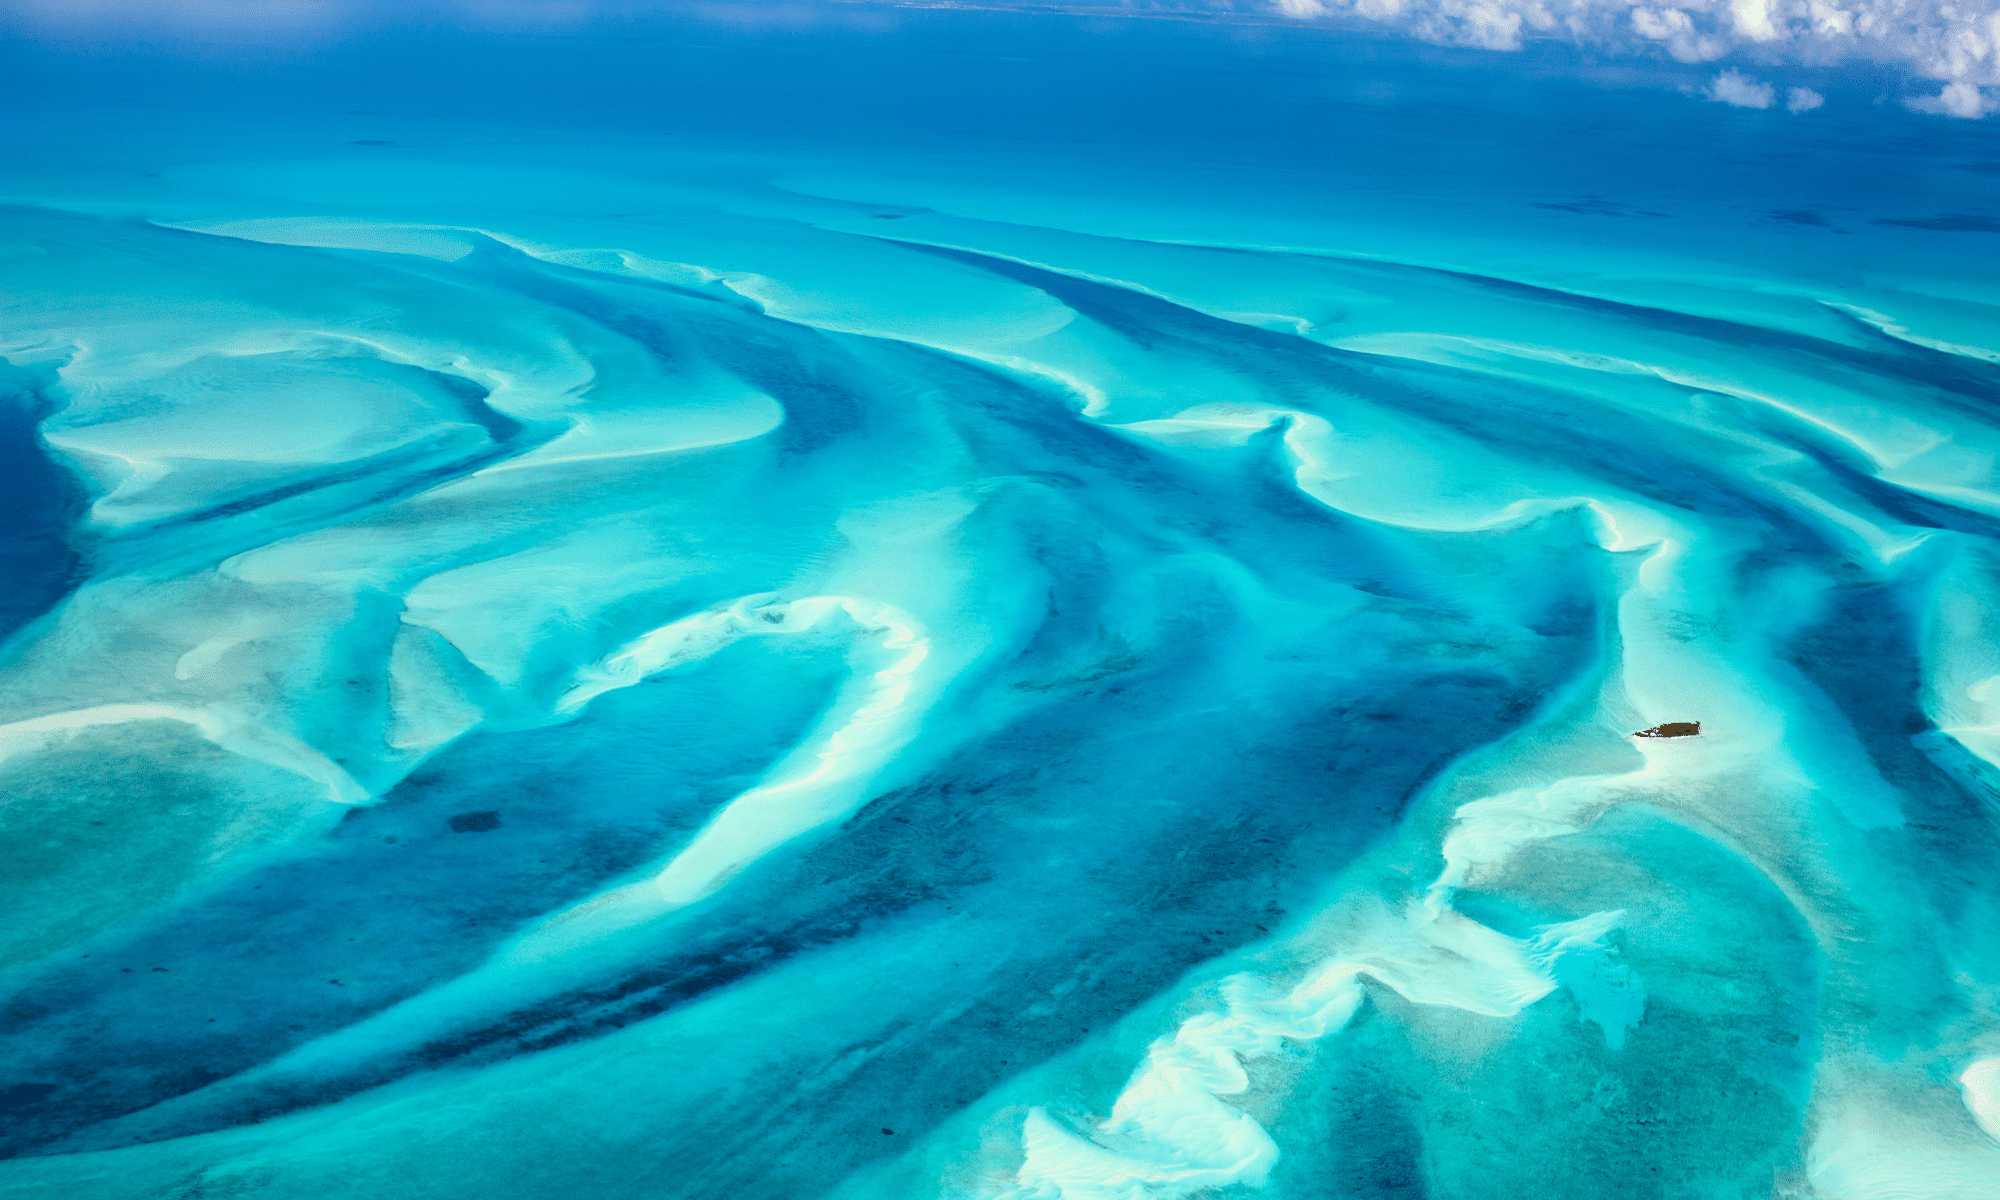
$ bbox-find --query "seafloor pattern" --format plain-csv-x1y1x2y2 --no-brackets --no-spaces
3,10,2000,1200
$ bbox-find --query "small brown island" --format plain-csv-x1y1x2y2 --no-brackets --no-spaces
1634,721,1701,738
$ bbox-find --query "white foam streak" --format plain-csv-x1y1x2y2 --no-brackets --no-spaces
0,703,365,805
1118,405,1685,579
1963,1060,2000,1142
514,594,932,956
1012,971,1366,1200
1428,774,1623,908
1004,763,1638,1200
1004,895,1631,1199
1920,563,2000,771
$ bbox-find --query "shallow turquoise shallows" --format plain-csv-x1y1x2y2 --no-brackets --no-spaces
1,7,1999,1199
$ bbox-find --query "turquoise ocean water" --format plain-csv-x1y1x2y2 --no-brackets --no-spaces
2,6,1999,1198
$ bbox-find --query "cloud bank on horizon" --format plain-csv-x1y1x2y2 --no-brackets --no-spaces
1,0,1995,117
1054,0,2000,115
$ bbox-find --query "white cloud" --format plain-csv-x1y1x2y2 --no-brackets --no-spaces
1251,0,2000,118
1705,68,1777,107
1415,0,1526,49
1631,7,1730,62
1729,0,1780,42
1906,80,1999,118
